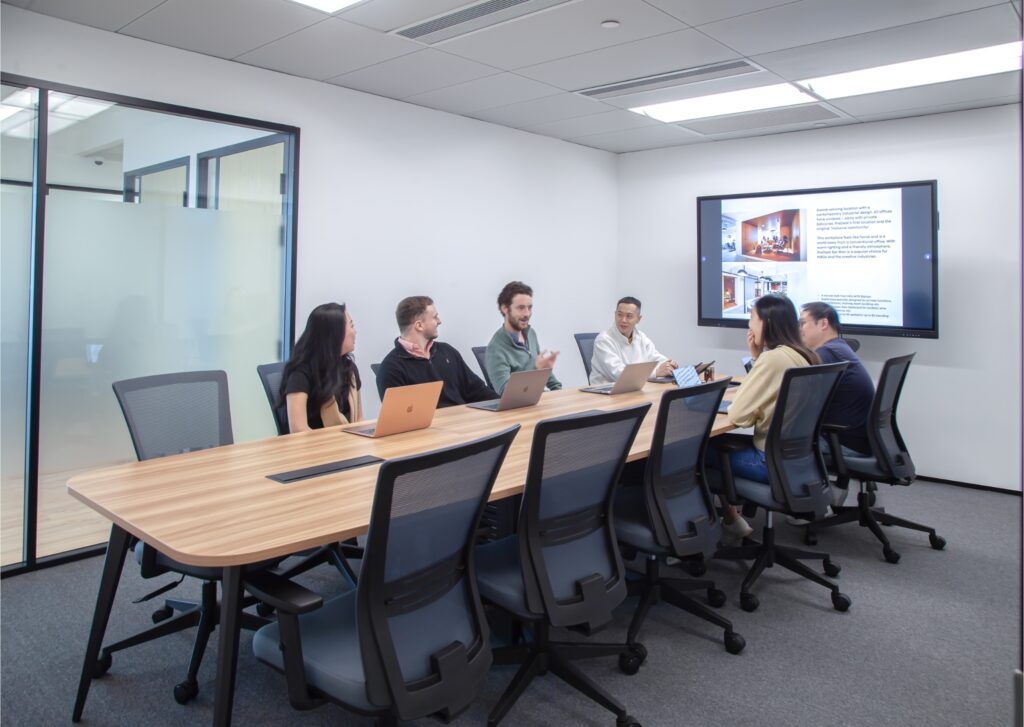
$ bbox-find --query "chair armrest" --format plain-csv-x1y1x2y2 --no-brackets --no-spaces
245,571,323,615
820,425,850,480
708,435,748,505
714,433,754,453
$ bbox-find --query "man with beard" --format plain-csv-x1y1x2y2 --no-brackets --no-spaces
484,281,562,395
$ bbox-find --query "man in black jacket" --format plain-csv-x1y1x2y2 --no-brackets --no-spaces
376,296,496,407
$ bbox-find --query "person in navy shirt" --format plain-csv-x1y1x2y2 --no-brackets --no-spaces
799,301,876,507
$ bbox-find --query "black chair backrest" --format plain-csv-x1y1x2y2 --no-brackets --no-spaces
573,332,599,379
470,346,492,389
370,363,381,377
867,353,916,484
518,404,650,632
644,379,730,559
257,362,288,436
765,362,847,517
357,425,520,722
112,370,233,461
844,337,861,352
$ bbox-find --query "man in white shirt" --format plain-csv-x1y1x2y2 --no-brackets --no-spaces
589,297,678,385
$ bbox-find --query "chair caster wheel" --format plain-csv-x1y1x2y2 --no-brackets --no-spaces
151,606,173,623
256,602,275,617
617,715,641,727
831,592,851,612
740,592,759,612
92,651,112,678
617,644,646,676
823,559,841,577
707,587,726,608
883,547,900,564
173,679,199,705
687,560,707,577
724,632,746,655
804,531,818,546
929,534,946,550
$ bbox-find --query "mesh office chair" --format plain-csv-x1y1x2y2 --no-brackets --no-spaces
711,363,853,613
106,371,275,705
250,426,520,725
370,363,381,377
476,405,650,727
574,332,599,380
471,346,493,389
614,380,745,661
807,353,946,563
257,361,288,435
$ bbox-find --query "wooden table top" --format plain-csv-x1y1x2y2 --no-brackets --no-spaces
68,382,736,567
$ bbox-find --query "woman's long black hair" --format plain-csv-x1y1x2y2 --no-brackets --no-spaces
279,302,355,409
753,294,819,365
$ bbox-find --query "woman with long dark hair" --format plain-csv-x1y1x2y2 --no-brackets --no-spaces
279,302,362,432
715,294,819,542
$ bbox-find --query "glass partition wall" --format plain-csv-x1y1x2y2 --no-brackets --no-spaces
0,77,297,573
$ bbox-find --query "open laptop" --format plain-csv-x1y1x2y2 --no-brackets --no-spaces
467,368,550,412
344,380,443,438
580,361,656,395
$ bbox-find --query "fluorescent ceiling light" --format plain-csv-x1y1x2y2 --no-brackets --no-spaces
285,0,363,11
50,93,114,120
630,83,815,123
0,104,22,122
797,41,1022,99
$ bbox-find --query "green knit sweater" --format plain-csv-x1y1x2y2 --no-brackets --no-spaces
484,326,562,395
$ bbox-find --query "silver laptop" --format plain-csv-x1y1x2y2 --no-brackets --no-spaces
344,381,443,438
467,368,550,412
580,361,656,395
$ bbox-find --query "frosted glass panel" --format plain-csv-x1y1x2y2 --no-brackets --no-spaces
31,95,289,559
1,83,37,566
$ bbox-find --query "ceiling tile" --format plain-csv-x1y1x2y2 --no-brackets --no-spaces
753,4,1024,80
698,0,1002,57
339,0,477,32
571,123,705,152
524,109,661,138
469,92,610,127
119,0,326,60
19,0,165,30
644,0,801,26
2,0,33,9
327,49,498,99
236,16,421,80
438,0,688,70
516,28,739,91
827,71,1021,117
405,73,560,114
853,95,1020,123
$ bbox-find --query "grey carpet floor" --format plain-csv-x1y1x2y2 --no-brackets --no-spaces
2,481,1020,726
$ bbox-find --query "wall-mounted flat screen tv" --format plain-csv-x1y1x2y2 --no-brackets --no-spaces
697,180,938,339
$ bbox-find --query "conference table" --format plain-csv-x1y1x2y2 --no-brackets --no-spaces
69,380,737,726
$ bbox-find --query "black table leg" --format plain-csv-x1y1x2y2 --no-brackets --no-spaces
72,524,130,722
213,566,243,726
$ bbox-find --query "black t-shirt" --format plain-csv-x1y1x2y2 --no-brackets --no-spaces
280,363,361,431
816,338,875,454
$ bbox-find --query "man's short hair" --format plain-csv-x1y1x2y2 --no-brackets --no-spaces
497,281,533,310
801,301,841,334
617,296,642,311
395,295,434,331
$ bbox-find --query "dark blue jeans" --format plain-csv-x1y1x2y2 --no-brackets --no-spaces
706,443,769,484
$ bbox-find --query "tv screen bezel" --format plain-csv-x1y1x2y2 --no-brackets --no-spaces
696,179,939,340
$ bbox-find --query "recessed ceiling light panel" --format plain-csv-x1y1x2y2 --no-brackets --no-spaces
630,83,815,123
286,0,364,12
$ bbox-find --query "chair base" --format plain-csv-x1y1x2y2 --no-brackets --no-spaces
805,488,945,564
715,516,850,613
488,621,639,727
625,557,743,656
96,580,269,705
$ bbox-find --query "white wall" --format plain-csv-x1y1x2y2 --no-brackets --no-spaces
1,7,619,418
617,106,1022,490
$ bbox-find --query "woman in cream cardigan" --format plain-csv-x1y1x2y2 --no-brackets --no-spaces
715,294,819,543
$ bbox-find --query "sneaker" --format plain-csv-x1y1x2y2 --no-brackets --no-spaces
786,515,813,526
720,516,753,545
831,484,849,509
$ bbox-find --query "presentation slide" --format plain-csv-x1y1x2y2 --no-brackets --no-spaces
699,182,936,337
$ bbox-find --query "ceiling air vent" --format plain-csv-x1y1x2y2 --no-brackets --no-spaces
395,0,571,44
575,60,761,100
680,104,841,135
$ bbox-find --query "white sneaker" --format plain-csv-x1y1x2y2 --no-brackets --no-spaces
786,515,812,526
720,516,753,545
